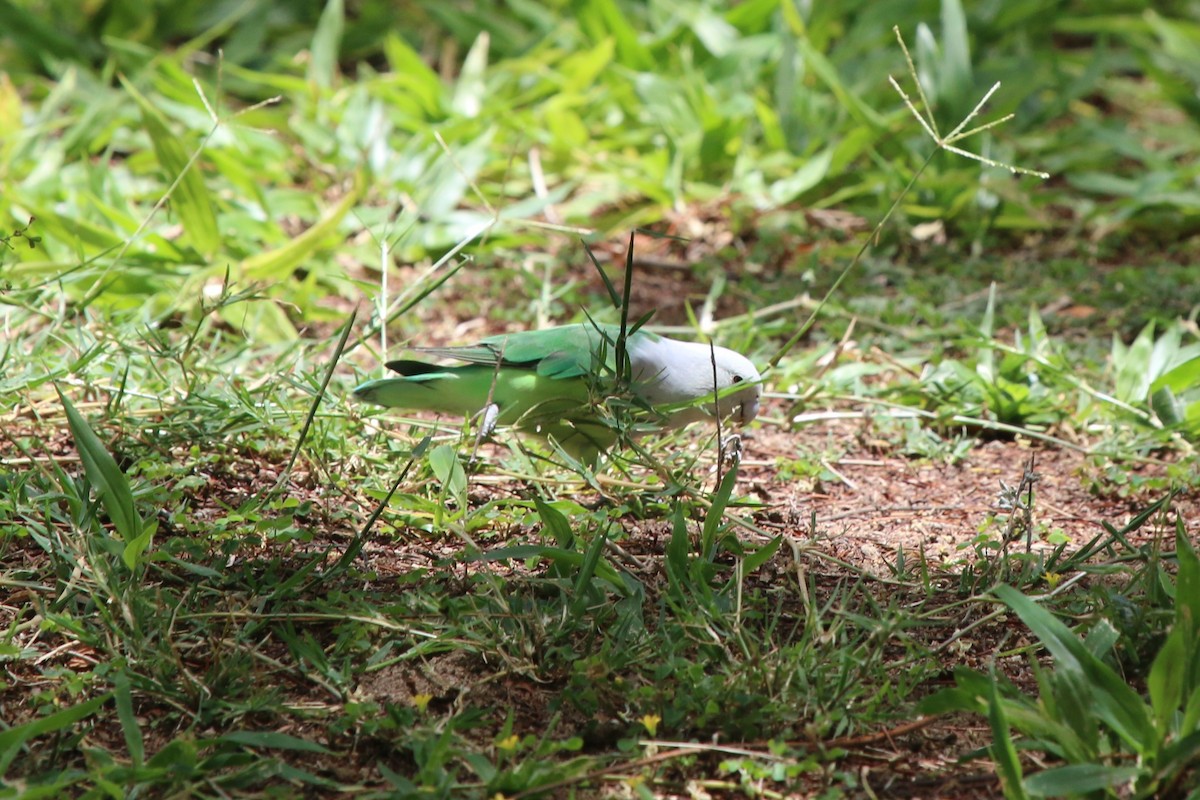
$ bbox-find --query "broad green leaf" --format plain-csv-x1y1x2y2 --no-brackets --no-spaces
1151,354,1200,396
463,751,497,782
452,32,489,118
216,298,299,344
240,170,366,281
1023,764,1141,796
147,738,198,772
1174,520,1200,723
995,585,1154,751
544,96,589,149
918,667,992,715
1148,620,1188,734
768,147,834,205
123,518,159,571
1082,618,1121,661
535,498,575,548
475,545,624,590
1151,386,1185,427
754,97,786,152
1183,683,1200,738
380,36,443,116
428,444,467,512
220,730,333,754
382,33,441,92
1046,667,1099,760
741,535,783,574
559,38,614,94
1148,324,1183,380
309,0,344,89
57,387,143,549
0,694,111,774
119,76,220,256
726,0,779,31
691,5,739,57
1112,322,1156,403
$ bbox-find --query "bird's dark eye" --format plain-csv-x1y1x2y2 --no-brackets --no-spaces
732,375,743,384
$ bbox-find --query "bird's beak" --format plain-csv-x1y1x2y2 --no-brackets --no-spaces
739,397,760,425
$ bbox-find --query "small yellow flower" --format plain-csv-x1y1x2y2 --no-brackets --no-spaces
497,734,520,752
640,714,661,736
412,693,433,713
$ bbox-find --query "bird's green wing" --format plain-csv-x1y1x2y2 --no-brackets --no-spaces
413,323,660,380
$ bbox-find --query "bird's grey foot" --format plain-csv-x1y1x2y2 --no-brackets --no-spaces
469,403,501,463
479,403,500,437
721,434,743,467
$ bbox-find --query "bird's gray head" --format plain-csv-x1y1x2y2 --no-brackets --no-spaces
631,337,762,426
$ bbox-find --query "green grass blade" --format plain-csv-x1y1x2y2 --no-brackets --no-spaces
569,524,610,619
977,282,997,383
575,0,652,69
0,0,94,66
278,306,357,489
581,238,621,309
665,502,690,588
326,434,430,578
986,670,1029,800
790,35,886,130
939,0,973,108
700,465,738,561
1156,728,1200,793
112,668,145,768
57,387,144,553
1175,518,1200,629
